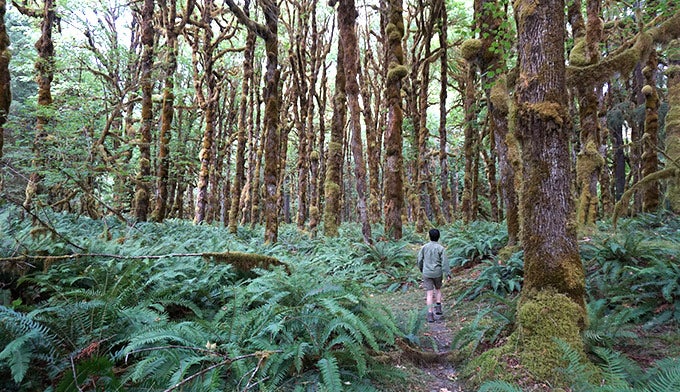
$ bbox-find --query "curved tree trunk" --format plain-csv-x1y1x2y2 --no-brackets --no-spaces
383,0,406,240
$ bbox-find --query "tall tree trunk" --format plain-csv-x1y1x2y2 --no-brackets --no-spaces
323,43,346,237
514,0,587,381
383,0,406,240
0,0,9,160
261,1,281,243
339,0,372,244
134,0,155,222
571,0,604,227
15,0,55,212
229,1,255,233
641,50,660,212
666,41,680,212
438,0,451,223
461,63,477,223
152,0,193,222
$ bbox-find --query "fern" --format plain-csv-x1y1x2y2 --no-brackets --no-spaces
318,355,343,392
478,380,523,392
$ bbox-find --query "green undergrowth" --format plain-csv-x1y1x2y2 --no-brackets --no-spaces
2,206,679,391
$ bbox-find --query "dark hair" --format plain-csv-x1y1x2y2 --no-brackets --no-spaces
428,228,440,242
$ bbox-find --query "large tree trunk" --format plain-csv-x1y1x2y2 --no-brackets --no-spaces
0,0,9,160
667,41,680,212
323,43,346,237
339,0,372,244
383,0,406,240
513,0,587,381
134,0,154,222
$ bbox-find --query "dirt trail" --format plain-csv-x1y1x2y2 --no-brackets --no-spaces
419,311,464,392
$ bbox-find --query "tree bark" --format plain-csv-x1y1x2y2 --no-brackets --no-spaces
383,0,406,240
339,0,372,244
134,0,155,222
437,0,451,223
229,0,255,233
513,0,588,380
0,0,9,159
323,43,346,237
15,0,55,212
641,50,660,212
461,63,477,224
667,41,680,212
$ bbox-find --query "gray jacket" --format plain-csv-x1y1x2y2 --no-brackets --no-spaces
417,241,450,279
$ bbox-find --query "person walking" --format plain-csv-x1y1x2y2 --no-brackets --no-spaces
417,228,451,323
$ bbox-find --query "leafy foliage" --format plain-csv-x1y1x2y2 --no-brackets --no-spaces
0,207,402,391
457,251,523,300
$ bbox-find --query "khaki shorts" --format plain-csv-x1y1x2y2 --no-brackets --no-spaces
423,276,443,291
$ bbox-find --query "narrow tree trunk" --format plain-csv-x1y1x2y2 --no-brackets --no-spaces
229,4,255,233
461,64,477,223
383,0,406,240
0,0,9,159
16,0,55,212
641,50,660,212
438,0,451,223
134,0,154,222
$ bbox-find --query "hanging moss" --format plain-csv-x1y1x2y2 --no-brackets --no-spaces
521,102,565,126
489,76,509,114
310,150,319,161
460,39,483,62
387,64,409,82
568,37,588,66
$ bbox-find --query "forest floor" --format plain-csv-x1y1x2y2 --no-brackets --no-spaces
373,269,470,392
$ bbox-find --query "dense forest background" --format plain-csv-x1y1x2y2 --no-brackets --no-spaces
1,0,680,390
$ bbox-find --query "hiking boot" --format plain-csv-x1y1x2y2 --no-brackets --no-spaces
427,312,435,323
434,303,443,315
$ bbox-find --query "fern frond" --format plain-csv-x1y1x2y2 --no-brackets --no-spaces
478,380,523,392
642,358,680,392
318,355,342,392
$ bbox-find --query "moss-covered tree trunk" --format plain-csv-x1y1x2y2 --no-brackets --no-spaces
190,0,218,225
438,0,452,223
513,0,587,379
360,32,383,225
667,41,680,212
0,0,9,160
323,42,346,237
461,63,478,224
229,1,255,233
151,0,189,222
133,0,154,222
570,0,604,227
339,0,372,243
383,0,406,240
225,0,281,242
641,50,660,212
15,0,55,212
